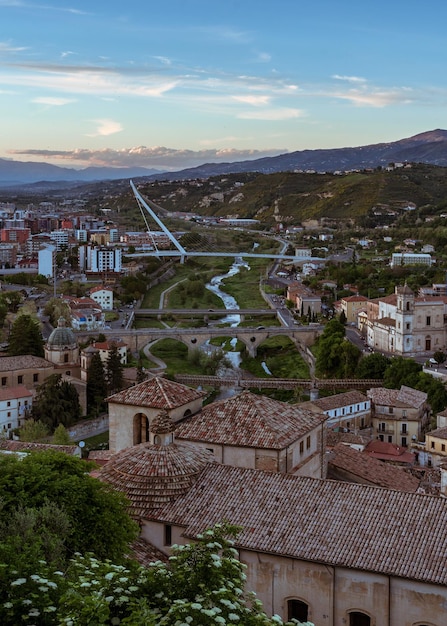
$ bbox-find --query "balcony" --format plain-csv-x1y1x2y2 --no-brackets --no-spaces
376,426,394,435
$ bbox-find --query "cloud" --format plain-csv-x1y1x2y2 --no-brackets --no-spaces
8,145,288,169
333,87,413,107
32,96,74,106
231,95,271,106
332,74,367,83
237,107,305,120
86,119,123,137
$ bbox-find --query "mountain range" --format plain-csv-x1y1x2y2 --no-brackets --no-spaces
2,129,447,188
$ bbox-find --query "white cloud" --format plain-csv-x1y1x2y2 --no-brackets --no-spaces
86,119,123,137
332,74,367,83
231,95,271,106
237,107,305,120
333,88,413,107
32,96,74,106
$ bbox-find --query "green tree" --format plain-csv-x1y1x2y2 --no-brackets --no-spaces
8,314,44,357
0,522,310,626
18,418,49,442
52,423,72,445
357,352,391,379
106,345,124,395
87,352,108,415
32,374,81,431
383,357,422,390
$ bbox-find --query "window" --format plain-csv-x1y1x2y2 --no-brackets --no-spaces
388,436,392,443
442,444,445,452
299,441,304,454
349,612,371,626
164,525,172,546
426,316,431,326
402,410,407,417
402,424,407,434
431,441,435,449
288,600,308,622
6,401,10,407
17,375,23,384
379,422,386,432
401,437,407,447
406,322,410,330
388,407,393,414
306,436,311,449
1,377,6,386
33,373,38,383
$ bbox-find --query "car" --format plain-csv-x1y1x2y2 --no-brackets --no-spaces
257,325,265,330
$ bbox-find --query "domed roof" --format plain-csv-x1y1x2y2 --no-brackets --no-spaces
98,442,213,518
47,316,77,348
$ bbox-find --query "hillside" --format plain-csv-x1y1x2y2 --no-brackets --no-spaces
130,163,447,227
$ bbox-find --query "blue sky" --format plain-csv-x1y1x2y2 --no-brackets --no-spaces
1,0,447,170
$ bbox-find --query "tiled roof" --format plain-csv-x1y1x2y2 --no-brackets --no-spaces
154,463,447,585
427,426,447,440
0,385,33,400
129,538,168,566
0,355,53,371
302,390,368,413
364,440,416,464
107,376,204,409
367,385,427,409
175,390,324,449
326,430,370,448
98,442,213,518
328,443,420,492
0,441,79,455
374,316,396,327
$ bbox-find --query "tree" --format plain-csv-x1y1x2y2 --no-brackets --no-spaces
106,345,124,395
357,352,391,379
0,522,311,626
383,357,422,390
8,314,44,357
87,352,108,415
52,423,72,445
32,374,81,431
18,418,49,442
0,450,138,568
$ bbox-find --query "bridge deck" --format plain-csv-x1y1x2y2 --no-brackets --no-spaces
175,374,383,390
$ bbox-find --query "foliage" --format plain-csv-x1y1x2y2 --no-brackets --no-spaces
52,424,72,445
315,319,361,378
357,352,391,379
0,451,138,569
18,419,49,442
43,297,72,326
105,345,124,395
8,314,44,357
0,522,309,626
32,374,81,431
87,352,108,415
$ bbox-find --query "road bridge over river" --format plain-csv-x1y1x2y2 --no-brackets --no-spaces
89,325,321,359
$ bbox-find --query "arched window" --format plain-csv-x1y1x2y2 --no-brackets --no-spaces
183,408,192,418
349,611,371,626
287,599,308,622
133,413,149,445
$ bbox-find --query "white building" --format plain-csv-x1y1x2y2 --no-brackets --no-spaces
50,230,69,250
390,252,433,267
0,385,33,437
79,245,122,274
38,245,56,278
89,285,114,310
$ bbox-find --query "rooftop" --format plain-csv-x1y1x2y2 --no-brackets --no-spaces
175,390,324,449
107,376,204,410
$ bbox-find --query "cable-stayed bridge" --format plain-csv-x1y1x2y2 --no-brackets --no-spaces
130,180,310,263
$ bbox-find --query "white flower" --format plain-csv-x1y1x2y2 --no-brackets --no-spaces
11,578,27,586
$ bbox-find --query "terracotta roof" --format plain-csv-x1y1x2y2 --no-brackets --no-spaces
364,440,416,464
129,538,168,566
367,385,427,410
98,441,213,518
0,355,53,371
154,463,447,585
302,390,368,413
328,443,420,492
0,385,33,400
93,340,127,350
373,316,396,328
0,440,79,455
107,376,204,409
326,430,371,448
175,390,324,449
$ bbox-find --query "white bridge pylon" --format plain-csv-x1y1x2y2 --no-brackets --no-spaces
130,179,188,263
130,180,306,263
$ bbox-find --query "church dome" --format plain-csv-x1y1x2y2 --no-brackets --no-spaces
98,441,213,518
47,316,77,348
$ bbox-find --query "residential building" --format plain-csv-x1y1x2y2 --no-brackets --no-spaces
38,245,56,278
0,355,54,390
367,385,430,447
79,245,122,274
338,294,369,324
301,390,371,432
92,339,127,366
63,295,105,331
286,282,321,315
0,385,33,437
89,285,114,310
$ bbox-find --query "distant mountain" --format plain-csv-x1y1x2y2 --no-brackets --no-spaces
3,129,447,188
0,159,162,187
141,129,447,181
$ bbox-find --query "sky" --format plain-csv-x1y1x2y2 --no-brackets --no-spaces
1,0,447,171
